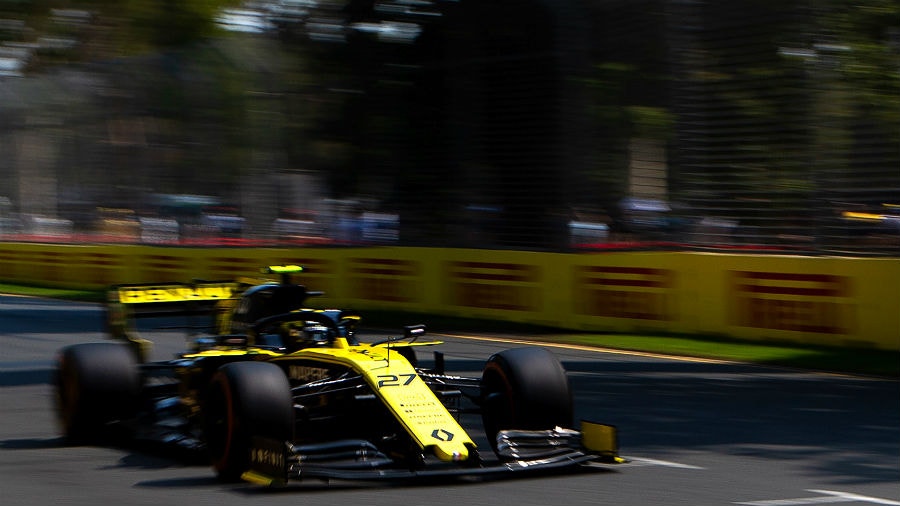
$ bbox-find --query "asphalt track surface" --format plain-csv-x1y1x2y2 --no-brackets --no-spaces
1,295,898,506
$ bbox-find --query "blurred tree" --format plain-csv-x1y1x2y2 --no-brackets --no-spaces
667,0,814,237
808,0,900,231
821,0,900,141
5,0,241,57
124,0,219,48
579,1,673,227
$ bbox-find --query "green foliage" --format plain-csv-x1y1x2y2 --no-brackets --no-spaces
627,106,674,140
6,0,243,54
826,1,900,139
123,0,220,48
587,62,641,131
581,60,673,204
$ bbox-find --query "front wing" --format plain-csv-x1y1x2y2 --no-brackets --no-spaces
243,421,622,486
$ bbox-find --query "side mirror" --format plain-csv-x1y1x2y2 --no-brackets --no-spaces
403,324,426,340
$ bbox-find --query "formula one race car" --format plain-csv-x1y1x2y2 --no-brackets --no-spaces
55,266,621,485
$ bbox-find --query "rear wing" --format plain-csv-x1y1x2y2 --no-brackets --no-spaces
105,265,311,361
106,281,243,359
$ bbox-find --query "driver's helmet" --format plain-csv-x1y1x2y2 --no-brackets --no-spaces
302,324,331,346
281,321,330,351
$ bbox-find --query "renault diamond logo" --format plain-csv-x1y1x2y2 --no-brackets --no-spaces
431,429,454,441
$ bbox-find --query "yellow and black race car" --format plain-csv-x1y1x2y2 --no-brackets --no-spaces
55,266,622,485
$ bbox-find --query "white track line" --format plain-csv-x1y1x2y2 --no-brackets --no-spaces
435,332,733,364
622,456,705,470
735,490,900,506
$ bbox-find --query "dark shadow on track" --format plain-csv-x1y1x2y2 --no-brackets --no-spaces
133,476,224,488
0,437,66,450
555,357,900,485
0,367,54,386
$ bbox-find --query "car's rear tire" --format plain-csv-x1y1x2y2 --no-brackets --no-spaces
205,361,293,481
480,347,573,455
55,343,140,443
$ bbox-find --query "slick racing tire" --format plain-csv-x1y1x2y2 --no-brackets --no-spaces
205,361,293,481
55,343,140,443
480,347,573,456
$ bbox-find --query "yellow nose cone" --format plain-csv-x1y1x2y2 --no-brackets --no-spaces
432,441,470,462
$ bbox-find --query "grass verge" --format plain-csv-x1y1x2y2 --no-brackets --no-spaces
2,284,897,378
0,283,106,302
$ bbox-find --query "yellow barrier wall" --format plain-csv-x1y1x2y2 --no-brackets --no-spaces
1,243,898,351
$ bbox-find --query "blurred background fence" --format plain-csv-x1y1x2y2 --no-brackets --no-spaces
1,0,898,255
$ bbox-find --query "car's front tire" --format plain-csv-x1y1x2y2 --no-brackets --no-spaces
480,347,573,455
55,343,140,442
205,361,293,481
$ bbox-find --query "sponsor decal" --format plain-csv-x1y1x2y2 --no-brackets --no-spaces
207,257,259,279
393,391,450,424
349,258,418,303
288,365,331,382
36,251,65,282
118,284,233,303
731,271,852,334
250,447,284,470
249,439,286,477
446,261,540,311
142,255,184,277
72,253,118,285
575,266,673,320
